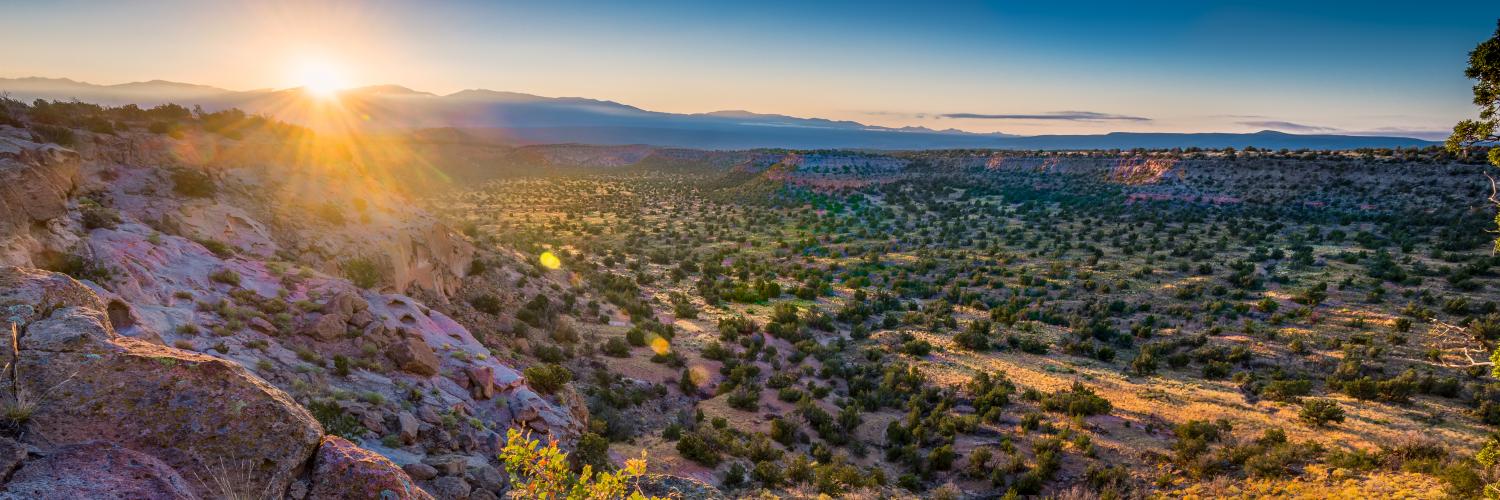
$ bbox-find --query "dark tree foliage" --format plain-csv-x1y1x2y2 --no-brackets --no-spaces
1450,19,1500,251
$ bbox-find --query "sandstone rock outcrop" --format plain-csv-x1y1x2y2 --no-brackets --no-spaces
0,128,579,498
308,436,432,500
0,133,81,269
0,266,104,324
388,334,442,376
0,267,324,498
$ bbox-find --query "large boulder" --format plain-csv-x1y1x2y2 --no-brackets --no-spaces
327,291,367,317
387,334,440,376
0,442,198,500
308,436,432,500
0,266,104,326
466,366,496,400
302,312,350,341
426,476,470,500
0,267,324,498
397,412,421,445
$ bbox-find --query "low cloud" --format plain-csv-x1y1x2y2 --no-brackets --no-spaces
1348,127,1451,141
941,111,1150,122
1239,121,1445,140
1238,120,1339,133
861,110,930,119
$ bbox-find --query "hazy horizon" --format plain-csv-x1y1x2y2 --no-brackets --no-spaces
4,0,1496,139
0,75,1463,142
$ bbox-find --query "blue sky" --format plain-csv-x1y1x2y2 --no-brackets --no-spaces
1,0,1495,137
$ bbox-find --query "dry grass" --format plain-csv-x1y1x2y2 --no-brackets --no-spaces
1162,465,1446,499
903,331,1488,474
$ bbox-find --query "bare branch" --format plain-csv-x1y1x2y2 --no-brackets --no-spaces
1487,171,1500,208
1428,319,1496,369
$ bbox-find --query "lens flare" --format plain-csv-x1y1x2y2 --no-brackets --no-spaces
648,334,671,355
295,60,347,99
539,251,561,270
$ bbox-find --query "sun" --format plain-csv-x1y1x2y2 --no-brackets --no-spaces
295,62,347,99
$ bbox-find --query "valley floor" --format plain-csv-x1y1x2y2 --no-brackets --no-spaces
432,150,1500,498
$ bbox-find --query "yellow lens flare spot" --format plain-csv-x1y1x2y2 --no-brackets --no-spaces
539,251,561,270
648,333,671,355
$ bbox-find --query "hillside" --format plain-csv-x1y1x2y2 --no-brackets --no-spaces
1,97,1497,499
0,100,597,499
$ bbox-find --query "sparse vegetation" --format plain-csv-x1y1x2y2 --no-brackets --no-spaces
523,363,572,394
432,142,1499,497
341,257,383,289
500,429,659,499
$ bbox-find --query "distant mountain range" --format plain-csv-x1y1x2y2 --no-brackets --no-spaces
0,77,1440,150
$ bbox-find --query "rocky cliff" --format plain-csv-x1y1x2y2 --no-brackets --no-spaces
0,132,82,269
0,127,581,499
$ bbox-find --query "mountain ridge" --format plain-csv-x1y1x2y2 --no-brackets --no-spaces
0,76,1440,150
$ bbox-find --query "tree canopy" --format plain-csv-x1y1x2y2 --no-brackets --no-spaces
1450,19,1500,166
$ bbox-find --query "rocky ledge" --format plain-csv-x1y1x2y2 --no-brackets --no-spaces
0,129,583,499
0,266,425,498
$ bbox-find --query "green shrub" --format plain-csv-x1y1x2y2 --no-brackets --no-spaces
1242,436,1323,479
523,363,572,394
752,460,784,487
927,444,956,471
899,339,932,356
1085,463,1132,496
209,269,241,287
676,431,721,466
1172,419,1231,463
771,418,799,445
80,204,121,230
1440,462,1485,499
308,399,365,439
1260,379,1313,402
49,254,116,284
1298,398,1345,427
470,294,503,315
342,257,384,289
193,238,234,257
1130,351,1158,375
31,124,75,146
1040,381,1112,416
533,345,565,363
626,327,647,346
602,338,631,357
171,169,216,198
727,386,760,411
1325,447,1381,472
570,432,611,473
954,319,991,350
